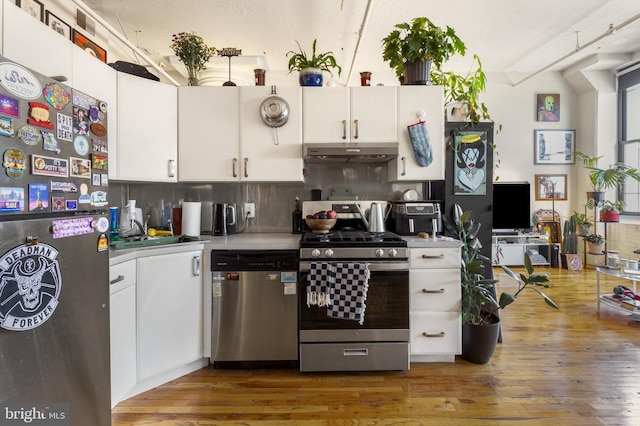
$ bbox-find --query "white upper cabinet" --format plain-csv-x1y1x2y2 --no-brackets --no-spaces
116,72,177,182
389,86,445,181
178,87,240,182
2,0,73,83
303,87,397,143
178,86,303,182
239,86,303,182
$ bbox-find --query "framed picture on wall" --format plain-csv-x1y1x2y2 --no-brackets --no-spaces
72,30,107,63
534,129,575,164
45,11,72,40
535,174,567,201
16,0,44,22
536,93,560,122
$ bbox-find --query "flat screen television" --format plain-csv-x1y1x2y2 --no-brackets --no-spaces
492,182,531,232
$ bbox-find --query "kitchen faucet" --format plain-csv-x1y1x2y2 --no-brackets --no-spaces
130,214,150,236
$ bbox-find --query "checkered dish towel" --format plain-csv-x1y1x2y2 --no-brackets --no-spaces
307,262,371,325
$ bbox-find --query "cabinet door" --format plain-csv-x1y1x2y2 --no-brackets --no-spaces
350,87,397,142
3,2,73,83
72,50,118,179
116,72,178,182
137,250,203,381
410,312,461,355
240,86,303,182
390,86,445,181
302,87,349,143
178,87,240,181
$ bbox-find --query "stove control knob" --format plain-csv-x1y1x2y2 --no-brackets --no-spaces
375,248,385,258
311,249,321,258
388,248,398,257
324,249,334,258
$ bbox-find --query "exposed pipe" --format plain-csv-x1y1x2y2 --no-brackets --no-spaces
71,0,180,86
345,0,375,86
512,12,640,87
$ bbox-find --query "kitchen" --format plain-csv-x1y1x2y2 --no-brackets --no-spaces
2,0,640,425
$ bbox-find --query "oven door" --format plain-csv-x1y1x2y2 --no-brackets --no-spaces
298,261,409,343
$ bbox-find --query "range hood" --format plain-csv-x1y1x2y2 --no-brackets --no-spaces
303,142,399,163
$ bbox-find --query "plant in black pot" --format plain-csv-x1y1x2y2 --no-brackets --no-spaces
575,151,640,206
382,17,465,85
443,204,559,364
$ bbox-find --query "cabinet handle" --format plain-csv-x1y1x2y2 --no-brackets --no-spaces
422,332,445,338
168,160,176,178
422,254,445,259
342,120,347,140
353,119,359,139
232,158,238,177
244,157,249,178
422,288,445,294
192,256,201,277
401,156,406,176
110,275,125,285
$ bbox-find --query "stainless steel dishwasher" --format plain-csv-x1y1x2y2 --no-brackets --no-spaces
210,250,299,368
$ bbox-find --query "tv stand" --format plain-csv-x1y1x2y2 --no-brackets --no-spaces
491,233,551,266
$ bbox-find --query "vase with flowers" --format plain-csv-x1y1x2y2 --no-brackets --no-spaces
170,32,216,86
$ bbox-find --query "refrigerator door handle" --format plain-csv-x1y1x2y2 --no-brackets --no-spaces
192,256,201,277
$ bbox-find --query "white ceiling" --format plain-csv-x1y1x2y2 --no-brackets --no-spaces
80,0,640,86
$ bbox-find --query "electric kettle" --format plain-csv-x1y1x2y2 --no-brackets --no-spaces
213,203,237,236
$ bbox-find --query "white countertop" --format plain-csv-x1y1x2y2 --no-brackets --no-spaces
109,233,461,265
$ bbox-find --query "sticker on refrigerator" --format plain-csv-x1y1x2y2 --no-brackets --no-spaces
51,180,78,193
91,154,107,170
73,107,89,136
56,113,73,141
69,157,91,179
0,61,43,100
32,154,68,177
281,271,297,282
51,196,65,211
90,190,107,207
78,183,90,204
97,233,108,252
28,183,49,212
18,125,43,145
73,135,89,156
0,94,20,117
0,116,14,137
3,148,26,179
72,89,97,110
0,187,24,212
42,131,61,154
43,82,71,110
28,102,54,129
0,242,62,331
51,216,94,238
92,138,108,153
65,199,77,211
90,122,107,137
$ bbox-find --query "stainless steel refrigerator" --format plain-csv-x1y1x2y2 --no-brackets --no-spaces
0,55,111,424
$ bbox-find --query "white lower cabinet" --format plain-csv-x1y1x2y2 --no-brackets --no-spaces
137,250,203,381
109,259,137,408
408,246,461,361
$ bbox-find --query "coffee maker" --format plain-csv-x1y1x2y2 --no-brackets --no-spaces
387,201,442,235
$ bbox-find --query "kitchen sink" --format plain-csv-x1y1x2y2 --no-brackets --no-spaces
109,235,182,250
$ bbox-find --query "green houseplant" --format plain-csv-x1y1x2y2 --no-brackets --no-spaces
584,233,605,254
600,200,625,222
571,211,592,236
575,151,640,204
382,17,466,85
443,204,558,364
286,39,341,86
561,214,580,270
170,32,216,86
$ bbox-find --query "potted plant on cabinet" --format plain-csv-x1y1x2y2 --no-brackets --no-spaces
574,151,640,206
585,233,605,254
286,39,341,86
571,212,593,236
382,16,466,85
600,200,625,222
443,204,559,364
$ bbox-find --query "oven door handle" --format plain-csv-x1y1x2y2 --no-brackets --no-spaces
299,261,409,272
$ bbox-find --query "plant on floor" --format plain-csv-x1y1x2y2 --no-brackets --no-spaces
561,215,578,255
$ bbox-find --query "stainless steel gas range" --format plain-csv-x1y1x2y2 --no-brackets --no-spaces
298,201,410,372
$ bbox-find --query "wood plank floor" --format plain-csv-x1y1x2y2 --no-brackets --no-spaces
112,266,640,425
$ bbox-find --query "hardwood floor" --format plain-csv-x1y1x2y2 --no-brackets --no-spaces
112,266,640,425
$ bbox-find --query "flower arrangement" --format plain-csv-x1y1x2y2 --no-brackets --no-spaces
170,32,216,86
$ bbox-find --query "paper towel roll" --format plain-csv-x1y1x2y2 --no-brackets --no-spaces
182,202,202,237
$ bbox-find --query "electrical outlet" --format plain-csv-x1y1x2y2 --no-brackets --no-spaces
245,203,256,219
